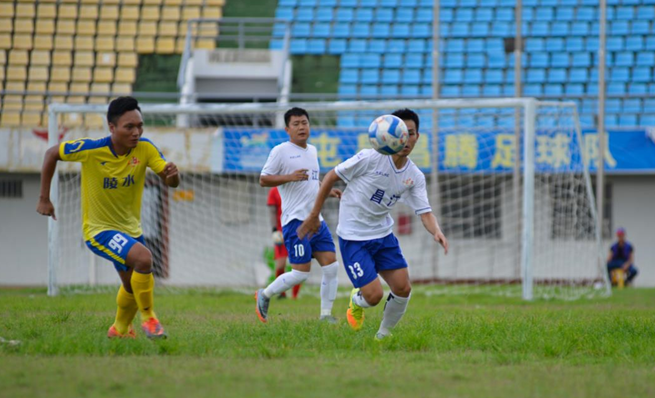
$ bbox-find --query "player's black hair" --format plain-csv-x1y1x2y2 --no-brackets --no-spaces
284,107,310,127
107,96,142,125
392,108,420,134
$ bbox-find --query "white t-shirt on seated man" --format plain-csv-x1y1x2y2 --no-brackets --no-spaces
298,108,449,340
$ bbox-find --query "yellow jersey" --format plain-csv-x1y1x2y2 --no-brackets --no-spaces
59,136,168,241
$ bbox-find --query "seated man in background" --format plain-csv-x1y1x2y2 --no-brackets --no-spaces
607,228,638,286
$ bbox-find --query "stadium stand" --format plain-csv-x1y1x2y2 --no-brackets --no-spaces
0,0,225,128
273,0,655,127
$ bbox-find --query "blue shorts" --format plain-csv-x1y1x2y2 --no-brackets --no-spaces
339,233,408,288
86,231,145,272
283,219,336,264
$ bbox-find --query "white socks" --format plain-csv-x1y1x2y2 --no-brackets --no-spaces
378,292,410,337
320,262,339,316
263,269,309,298
352,289,373,308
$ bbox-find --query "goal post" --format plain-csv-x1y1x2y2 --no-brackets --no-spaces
46,98,610,300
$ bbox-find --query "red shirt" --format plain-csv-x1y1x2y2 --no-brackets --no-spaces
267,187,282,231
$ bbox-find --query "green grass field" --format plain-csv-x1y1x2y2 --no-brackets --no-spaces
1,286,654,398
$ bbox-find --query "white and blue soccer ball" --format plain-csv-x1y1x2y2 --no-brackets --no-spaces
368,115,409,155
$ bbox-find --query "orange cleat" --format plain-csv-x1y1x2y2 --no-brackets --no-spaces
107,325,137,339
141,318,167,339
347,288,365,331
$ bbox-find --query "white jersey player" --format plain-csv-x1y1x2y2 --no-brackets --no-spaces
255,107,341,324
298,108,449,340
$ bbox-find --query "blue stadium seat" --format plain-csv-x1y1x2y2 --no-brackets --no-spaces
444,69,463,84
306,39,326,54
352,23,371,38
614,52,634,67
475,8,494,22
338,85,357,96
318,0,337,5
640,115,655,127
328,39,346,54
464,69,483,84
530,22,550,37
610,67,630,82
411,24,431,39
607,37,624,51
335,8,354,22
273,23,287,38
296,8,315,22
406,54,424,68
556,7,574,21
507,53,527,68
632,67,651,82
616,6,634,20
374,8,393,22
550,22,570,37
312,23,331,38
524,84,543,96
618,115,637,127
522,7,535,21
576,7,595,21
439,8,454,23
462,85,481,97
550,53,569,69
455,8,474,22
636,52,655,66
482,84,502,96
396,9,414,23
341,54,360,68
275,7,294,20
470,23,489,38
502,84,515,96
392,23,411,38
370,23,390,38
447,39,465,53
439,22,451,37
571,22,590,36
402,70,421,85
451,22,471,37
420,85,432,97
491,22,511,37
611,21,629,36
495,8,513,21
270,40,283,50
361,69,379,84
467,53,485,68
527,69,546,83
623,99,642,113
401,85,420,96
647,36,655,50
360,0,376,6
354,8,373,22
625,37,644,51
569,68,588,83
608,82,626,95
298,0,319,6
384,54,402,68
488,54,507,68
530,53,549,68
368,39,386,53
571,52,591,67
380,0,399,7
332,23,351,38
445,53,464,68
293,23,311,38
408,40,427,52
360,84,379,96
388,40,406,53
565,84,584,95
290,39,308,54
348,39,367,52
526,38,545,52
279,0,297,6
467,39,485,52
361,54,381,68
586,37,599,51
630,21,650,35
422,69,433,84
485,69,503,84
565,37,584,52
535,7,554,22
382,70,400,84
606,99,622,114
546,38,564,51
381,85,399,96
548,69,567,83
544,84,563,96
339,69,359,84
604,115,618,127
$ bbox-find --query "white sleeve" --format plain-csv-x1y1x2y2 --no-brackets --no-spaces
334,149,372,183
405,173,432,215
261,146,281,176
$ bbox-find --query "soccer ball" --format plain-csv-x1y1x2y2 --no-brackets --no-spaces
368,115,409,155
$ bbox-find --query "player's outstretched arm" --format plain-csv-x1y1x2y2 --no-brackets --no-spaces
260,169,309,187
420,212,449,254
36,145,62,220
297,169,341,239
158,162,180,188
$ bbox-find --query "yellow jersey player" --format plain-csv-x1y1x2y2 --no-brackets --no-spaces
37,96,179,339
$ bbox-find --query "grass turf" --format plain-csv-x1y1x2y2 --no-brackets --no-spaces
1,287,653,398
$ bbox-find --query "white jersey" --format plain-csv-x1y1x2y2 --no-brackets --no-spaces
261,141,323,227
334,149,432,241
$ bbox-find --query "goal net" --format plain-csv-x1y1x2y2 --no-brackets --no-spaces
47,99,610,300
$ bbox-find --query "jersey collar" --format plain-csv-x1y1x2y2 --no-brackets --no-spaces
107,138,132,158
388,155,411,173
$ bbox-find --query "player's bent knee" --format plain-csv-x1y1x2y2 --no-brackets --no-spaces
127,244,153,273
394,284,412,298
363,289,384,306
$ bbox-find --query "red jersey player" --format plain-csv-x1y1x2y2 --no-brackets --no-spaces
267,187,301,299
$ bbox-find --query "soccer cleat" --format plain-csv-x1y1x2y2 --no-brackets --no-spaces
141,318,167,339
375,332,392,341
346,288,365,331
255,288,270,323
319,315,337,324
107,325,137,339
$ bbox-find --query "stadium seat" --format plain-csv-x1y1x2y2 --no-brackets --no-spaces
406,54,424,68
341,54,359,68
524,84,543,96
475,8,493,22
384,54,402,68
623,99,642,113
530,52,549,68
565,84,584,95
411,24,431,39
625,37,644,51
328,39,346,54
451,22,470,38
402,70,421,85
467,53,485,68
482,84,502,96
610,21,629,36
484,69,504,84
461,85,480,97
332,23,350,38
464,69,483,84
445,53,464,68
382,69,400,84
527,69,546,83
548,69,567,83
444,69,463,84
370,23,390,38
632,67,651,82
348,39,366,52
361,70,379,84
550,52,569,68
374,8,393,23
607,82,626,95
571,22,590,36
